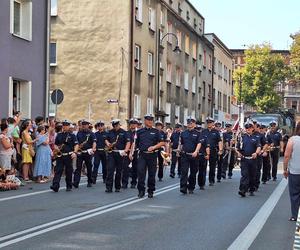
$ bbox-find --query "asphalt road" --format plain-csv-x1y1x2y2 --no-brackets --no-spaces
0,162,296,250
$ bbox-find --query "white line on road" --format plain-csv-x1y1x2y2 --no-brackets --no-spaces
228,178,288,250
0,183,179,248
0,181,88,202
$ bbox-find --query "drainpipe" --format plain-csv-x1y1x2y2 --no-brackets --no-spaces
45,0,50,119
128,0,134,119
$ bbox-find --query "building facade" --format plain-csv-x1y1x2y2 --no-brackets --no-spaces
49,0,221,125
0,0,50,119
205,33,234,124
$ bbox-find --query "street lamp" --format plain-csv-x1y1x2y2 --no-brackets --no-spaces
156,31,181,120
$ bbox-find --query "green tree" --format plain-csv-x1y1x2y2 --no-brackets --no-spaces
233,44,287,113
290,31,300,81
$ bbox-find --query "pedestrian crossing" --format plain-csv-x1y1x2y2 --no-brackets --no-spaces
294,209,300,249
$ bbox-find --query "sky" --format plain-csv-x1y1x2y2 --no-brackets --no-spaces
189,0,300,50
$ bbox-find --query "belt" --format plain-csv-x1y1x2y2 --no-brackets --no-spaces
243,156,253,160
57,152,73,157
97,148,105,151
142,150,158,154
182,152,193,155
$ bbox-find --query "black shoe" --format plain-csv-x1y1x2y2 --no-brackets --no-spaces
66,187,72,192
209,182,214,186
50,185,58,192
180,188,187,194
249,192,254,196
217,180,221,183
254,187,258,192
115,189,120,192
158,178,162,182
262,181,266,184
170,173,175,178
188,189,194,194
273,178,277,181
238,191,246,197
122,185,128,189
105,188,112,193
87,183,92,188
228,176,232,179
72,183,79,189
200,186,205,190
91,179,96,185
148,192,154,198
221,174,226,179
138,191,145,198
103,179,106,184
130,184,136,189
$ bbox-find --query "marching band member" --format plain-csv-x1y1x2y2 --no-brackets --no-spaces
73,120,96,188
266,121,284,181
260,124,271,184
179,116,201,194
214,121,224,183
222,122,235,179
105,119,131,193
236,120,261,197
50,120,78,192
155,120,167,182
92,121,107,184
136,114,165,198
170,123,183,178
128,118,139,189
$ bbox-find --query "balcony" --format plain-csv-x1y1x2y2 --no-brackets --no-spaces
284,91,300,98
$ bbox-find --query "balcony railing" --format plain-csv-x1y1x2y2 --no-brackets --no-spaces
284,91,300,98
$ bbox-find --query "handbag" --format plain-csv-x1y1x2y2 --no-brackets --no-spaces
29,145,35,157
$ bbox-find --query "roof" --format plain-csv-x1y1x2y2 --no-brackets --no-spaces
204,33,233,58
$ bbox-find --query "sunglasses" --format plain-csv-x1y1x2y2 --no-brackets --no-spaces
245,125,253,129
187,119,195,124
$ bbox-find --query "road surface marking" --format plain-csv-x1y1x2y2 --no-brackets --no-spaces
0,183,179,248
228,178,288,250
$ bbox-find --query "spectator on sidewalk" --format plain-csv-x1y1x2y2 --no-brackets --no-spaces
33,125,52,183
284,122,300,221
0,123,14,175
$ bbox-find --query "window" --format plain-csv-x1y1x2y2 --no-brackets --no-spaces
223,94,227,112
202,81,206,97
134,94,141,117
167,82,172,102
148,8,155,31
147,98,153,114
167,62,172,82
178,2,182,14
135,0,143,22
184,72,189,90
165,102,171,123
228,96,231,114
175,105,180,121
186,11,190,21
194,18,197,29
184,108,188,125
203,50,207,67
192,42,197,59
185,34,190,54
176,30,182,49
10,0,32,40
51,0,57,16
50,42,57,66
160,10,164,26
209,55,212,70
167,22,172,43
148,52,153,75
192,76,196,93
9,78,32,118
176,67,181,86
134,44,141,70
213,57,216,73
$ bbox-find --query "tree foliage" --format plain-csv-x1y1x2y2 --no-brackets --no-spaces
233,44,287,113
290,31,300,81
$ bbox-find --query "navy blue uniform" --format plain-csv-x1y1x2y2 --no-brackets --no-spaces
92,130,107,183
136,127,164,194
222,131,235,178
157,130,167,180
105,128,131,191
52,132,78,191
197,133,209,187
73,130,96,187
261,132,271,183
237,133,261,193
216,131,224,181
266,131,282,180
202,128,221,184
170,131,182,177
180,129,201,193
